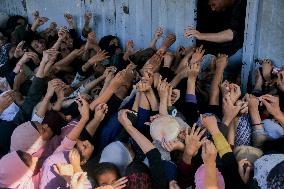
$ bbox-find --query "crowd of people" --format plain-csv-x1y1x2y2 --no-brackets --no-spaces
0,0,283,188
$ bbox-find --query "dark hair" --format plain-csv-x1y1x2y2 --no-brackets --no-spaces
91,162,120,186
16,150,32,167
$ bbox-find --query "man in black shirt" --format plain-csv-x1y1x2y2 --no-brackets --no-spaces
185,0,247,79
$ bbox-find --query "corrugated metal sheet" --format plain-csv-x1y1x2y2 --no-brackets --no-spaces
1,0,197,49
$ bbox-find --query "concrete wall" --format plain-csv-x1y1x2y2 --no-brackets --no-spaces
0,0,197,50
255,0,284,68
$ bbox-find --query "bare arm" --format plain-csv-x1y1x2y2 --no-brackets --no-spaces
67,96,89,141
118,109,155,154
199,29,234,43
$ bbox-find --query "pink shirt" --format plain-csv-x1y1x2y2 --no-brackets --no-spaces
39,127,92,188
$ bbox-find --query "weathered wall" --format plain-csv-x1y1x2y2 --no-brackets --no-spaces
0,0,197,49
255,0,284,67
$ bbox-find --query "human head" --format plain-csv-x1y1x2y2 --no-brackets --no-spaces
125,161,152,189
150,115,182,142
99,35,121,56
31,38,46,54
10,110,66,154
208,0,232,12
0,151,38,188
100,141,133,175
91,162,121,186
75,140,94,165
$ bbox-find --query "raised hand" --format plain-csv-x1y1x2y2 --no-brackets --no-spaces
84,12,92,23
70,48,85,59
58,27,68,41
111,177,128,189
64,12,74,23
229,83,241,104
201,114,220,135
76,94,90,122
69,149,82,172
190,45,205,64
32,10,39,20
22,52,39,64
136,80,151,92
34,17,49,27
169,180,181,189
161,139,185,152
163,52,174,68
157,78,170,100
70,172,88,189
0,91,16,113
215,53,228,71
201,139,217,165
87,50,109,65
85,32,97,49
118,109,133,128
188,62,201,80
184,26,202,40
238,159,252,184
220,80,230,96
259,94,282,117
53,163,74,181
110,69,128,87
154,27,164,40
94,103,108,122
171,89,180,105
184,124,206,157
222,94,241,126
14,41,25,58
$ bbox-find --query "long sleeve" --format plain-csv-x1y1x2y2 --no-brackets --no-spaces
146,148,168,189
13,77,48,125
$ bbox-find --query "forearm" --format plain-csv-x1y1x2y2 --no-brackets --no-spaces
209,70,223,105
85,118,101,137
139,92,151,110
68,118,88,141
159,97,168,115
145,89,159,111
170,75,184,88
149,38,158,49
55,54,76,67
52,98,64,111
84,76,105,92
204,163,218,189
227,119,236,146
187,78,196,95
274,112,284,127
36,96,51,118
90,84,116,110
199,29,234,43
124,124,155,154
51,39,63,50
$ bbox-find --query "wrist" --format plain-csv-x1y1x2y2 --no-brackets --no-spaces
204,161,216,168
197,33,205,40
273,110,283,119
182,152,193,165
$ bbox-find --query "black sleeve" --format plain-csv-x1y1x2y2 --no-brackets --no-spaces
183,102,199,126
230,0,247,41
13,77,48,125
0,57,19,77
146,148,168,189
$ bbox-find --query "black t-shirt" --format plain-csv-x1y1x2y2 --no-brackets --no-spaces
196,0,247,56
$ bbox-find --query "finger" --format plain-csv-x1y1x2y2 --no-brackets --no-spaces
190,124,196,136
